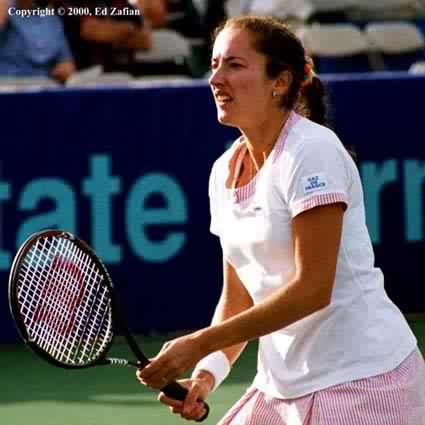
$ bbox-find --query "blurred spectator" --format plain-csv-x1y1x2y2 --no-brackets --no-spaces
166,0,206,38
136,0,167,27
241,0,313,22
0,0,75,82
202,0,227,36
56,0,167,73
235,0,350,26
164,0,229,76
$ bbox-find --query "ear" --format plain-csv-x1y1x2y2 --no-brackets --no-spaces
273,70,292,97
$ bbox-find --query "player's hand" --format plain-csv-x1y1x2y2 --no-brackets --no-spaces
136,334,205,388
158,377,213,421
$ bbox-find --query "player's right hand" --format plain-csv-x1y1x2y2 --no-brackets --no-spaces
158,376,212,421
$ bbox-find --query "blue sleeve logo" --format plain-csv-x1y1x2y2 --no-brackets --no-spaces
302,173,328,194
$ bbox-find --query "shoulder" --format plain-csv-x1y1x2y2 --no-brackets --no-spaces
285,115,347,161
291,115,341,146
210,137,242,176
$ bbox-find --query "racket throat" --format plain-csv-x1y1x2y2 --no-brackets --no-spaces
103,357,138,367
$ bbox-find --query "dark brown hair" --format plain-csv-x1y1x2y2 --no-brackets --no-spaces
213,16,329,126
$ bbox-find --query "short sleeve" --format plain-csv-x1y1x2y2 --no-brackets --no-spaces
208,161,220,236
281,138,351,218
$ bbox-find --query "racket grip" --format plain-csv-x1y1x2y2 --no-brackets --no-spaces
161,381,210,422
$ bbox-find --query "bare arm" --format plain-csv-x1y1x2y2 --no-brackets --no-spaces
139,203,344,388
113,20,152,50
137,0,167,28
212,258,254,363
192,258,254,388
196,203,344,354
80,17,137,43
151,257,254,421
80,16,151,50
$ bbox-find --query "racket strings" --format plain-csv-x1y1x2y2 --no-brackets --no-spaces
17,236,113,365
20,239,83,354
20,238,110,363
34,246,85,356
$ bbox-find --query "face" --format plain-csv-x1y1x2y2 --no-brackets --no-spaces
209,27,279,129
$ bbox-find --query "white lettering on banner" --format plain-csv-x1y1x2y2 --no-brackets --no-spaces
360,159,425,245
0,154,188,270
0,157,423,270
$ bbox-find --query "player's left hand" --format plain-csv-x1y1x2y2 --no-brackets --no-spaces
137,334,205,389
157,377,212,421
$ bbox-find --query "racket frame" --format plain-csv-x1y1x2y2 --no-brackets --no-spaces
8,229,209,421
8,229,143,369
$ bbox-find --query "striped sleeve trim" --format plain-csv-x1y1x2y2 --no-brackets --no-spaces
291,192,348,217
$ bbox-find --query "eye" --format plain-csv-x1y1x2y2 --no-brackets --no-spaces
228,62,242,69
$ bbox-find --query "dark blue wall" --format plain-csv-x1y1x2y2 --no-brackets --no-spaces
1,74,424,343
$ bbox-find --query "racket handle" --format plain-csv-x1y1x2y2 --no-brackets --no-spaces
161,381,210,422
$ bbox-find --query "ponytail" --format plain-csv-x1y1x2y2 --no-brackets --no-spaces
297,75,329,126
299,75,357,160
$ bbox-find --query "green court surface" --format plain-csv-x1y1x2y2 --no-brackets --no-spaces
1,319,424,425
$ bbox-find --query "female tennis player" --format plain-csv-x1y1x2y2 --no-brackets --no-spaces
137,16,425,424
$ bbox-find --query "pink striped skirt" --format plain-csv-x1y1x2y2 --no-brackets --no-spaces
217,349,425,425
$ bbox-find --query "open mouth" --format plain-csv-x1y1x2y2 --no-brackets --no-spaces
216,95,233,106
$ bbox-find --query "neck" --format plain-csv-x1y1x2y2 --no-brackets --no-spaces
241,109,290,169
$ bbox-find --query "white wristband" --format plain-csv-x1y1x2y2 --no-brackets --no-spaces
192,351,231,392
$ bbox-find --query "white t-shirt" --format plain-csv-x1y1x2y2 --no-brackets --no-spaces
208,111,416,398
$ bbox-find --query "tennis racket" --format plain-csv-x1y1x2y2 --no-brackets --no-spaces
8,229,209,421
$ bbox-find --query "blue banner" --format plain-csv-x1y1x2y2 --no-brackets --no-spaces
1,75,424,343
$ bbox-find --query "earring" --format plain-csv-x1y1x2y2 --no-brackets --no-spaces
272,91,278,98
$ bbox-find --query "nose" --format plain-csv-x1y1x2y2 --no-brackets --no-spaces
208,66,224,88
